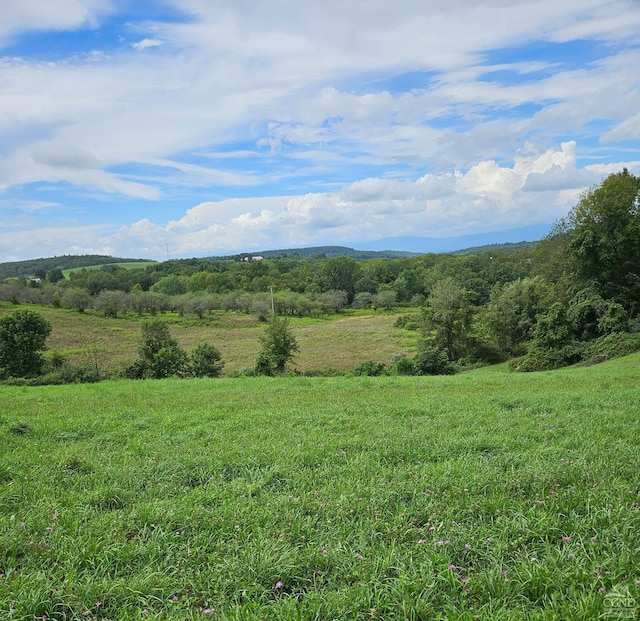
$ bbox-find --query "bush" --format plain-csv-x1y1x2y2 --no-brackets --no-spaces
254,351,276,376
413,345,454,375
582,332,640,364
0,309,52,378
392,356,416,376
127,320,189,379
190,343,224,378
393,314,420,330
255,315,299,375
509,343,584,372
353,361,387,376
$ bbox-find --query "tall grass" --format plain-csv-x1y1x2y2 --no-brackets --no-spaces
1,355,639,619
0,303,416,376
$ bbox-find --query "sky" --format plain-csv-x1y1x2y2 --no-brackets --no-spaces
1,0,640,262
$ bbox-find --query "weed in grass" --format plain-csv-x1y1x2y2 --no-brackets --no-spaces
8,423,32,435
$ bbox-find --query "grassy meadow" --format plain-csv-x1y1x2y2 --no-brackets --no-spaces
1,356,640,619
0,303,418,377
61,263,158,278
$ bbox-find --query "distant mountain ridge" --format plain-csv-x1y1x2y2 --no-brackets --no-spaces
353,223,551,254
0,225,548,278
218,246,418,260
0,255,151,279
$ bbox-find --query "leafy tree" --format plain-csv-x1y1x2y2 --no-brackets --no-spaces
566,286,629,341
322,257,361,303
480,277,552,356
565,169,640,313
182,294,215,319
315,290,348,313
0,281,26,304
152,274,187,296
392,355,416,375
46,267,65,283
93,289,130,318
532,301,573,349
0,309,52,377
374,289,397,309
131,291,169,316
128,320,188,379
190,343,224,378
255,315,299,375
352,292,374,309
61,287,91,313
423,277,472,360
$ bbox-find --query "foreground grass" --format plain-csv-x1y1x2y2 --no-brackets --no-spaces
1,357,639,619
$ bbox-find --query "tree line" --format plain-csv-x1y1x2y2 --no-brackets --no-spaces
1,170,640,380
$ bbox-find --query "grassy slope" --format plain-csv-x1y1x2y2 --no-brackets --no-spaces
0,303,417,376
62,262,158,277
1,356,639,619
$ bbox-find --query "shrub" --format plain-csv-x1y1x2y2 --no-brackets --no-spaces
190,343,224,378
509,343,584,372
582,332,640,364
353,361,387,376
0,309,52,378
127,320,189,379
393,314,420,329
392,356,416,376
413,345,454,375
255,315,299,375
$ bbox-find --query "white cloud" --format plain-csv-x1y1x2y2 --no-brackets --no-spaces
0,1,637,190
0,0,114,47
603,112,640,142
132,38,163,51
104,144,611,256
1,0,640,261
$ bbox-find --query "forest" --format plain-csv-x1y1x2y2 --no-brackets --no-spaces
1,170,640,379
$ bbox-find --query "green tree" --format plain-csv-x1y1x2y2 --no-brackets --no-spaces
481,277,551,356
255,315,299,375
423,277,472,360
190,343,224,378
565,169,640,313
151,274,187,296
46,267,65,283
93,290,130,318
0,309,52,377
61,287,91,313
566,286,629,341
129,320,188,379
322,257,361,303
413,344,454,375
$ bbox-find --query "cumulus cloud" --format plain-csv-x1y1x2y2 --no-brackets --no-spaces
2,0,640,261
3,141,638,262
99,143,605,256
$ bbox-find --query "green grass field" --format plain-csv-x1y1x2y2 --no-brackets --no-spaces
0,303,418,377
62,262,158,278
1,356,639,619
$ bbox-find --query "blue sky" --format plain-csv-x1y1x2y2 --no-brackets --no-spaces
1,0,639,261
